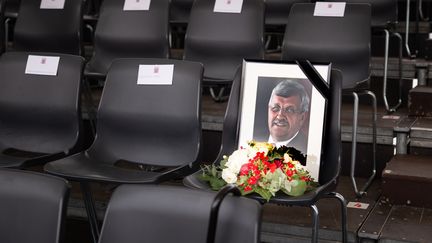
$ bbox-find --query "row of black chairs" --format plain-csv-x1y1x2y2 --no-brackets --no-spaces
0,2,398,242
0,0,403,107
0,169,261,243
0,51,223,242
0,50,345,243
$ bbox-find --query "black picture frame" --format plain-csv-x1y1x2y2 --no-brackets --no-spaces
238,60,331,180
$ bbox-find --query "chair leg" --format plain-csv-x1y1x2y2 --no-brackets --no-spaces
383,29,403,113
405,0,415,58
209,87,229,102
325,192,348,243
80,182,100,243
349,91,377,197
310,204,319,243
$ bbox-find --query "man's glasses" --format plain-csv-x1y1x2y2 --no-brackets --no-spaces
269,105,303,115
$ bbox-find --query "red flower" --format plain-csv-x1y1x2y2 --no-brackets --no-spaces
286,169,294,177
240,163,249,176
287,162,294,168
274,159,282,168
269,163,277,173
248,176,258,185
244,185,252,192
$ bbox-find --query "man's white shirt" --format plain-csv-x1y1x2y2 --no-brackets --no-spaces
268,131,300,147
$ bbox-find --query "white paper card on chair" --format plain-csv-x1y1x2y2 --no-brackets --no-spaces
137,64,174,85
214,0,243,13
313,2,346,17
25,55,60,76
40,0,65,9
123,0,150,11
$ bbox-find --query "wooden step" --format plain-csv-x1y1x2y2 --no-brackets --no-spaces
382,154,432,207
409,86,432,117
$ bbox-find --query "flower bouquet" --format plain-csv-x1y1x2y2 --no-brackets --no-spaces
200,141,317,201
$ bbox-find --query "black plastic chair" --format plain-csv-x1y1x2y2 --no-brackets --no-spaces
322,0,404,112
281,3,376,198
0,51,84,168
184,61,347,243
85,0,170,79
12,0,83,55
44,58,203,243
0,169,70,243
264,0,310,52
183,0,265,101
98,184,261,243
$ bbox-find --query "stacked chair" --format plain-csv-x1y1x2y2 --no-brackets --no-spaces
281,2,376,198
183,0,265,101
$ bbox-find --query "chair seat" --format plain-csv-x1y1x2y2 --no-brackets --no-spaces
44,152,163,184
0,153,27,168
184,170,327,206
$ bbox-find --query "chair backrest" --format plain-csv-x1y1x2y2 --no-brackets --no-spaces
265,0,310,26
13,0,83,55
86,0,170,76
183,0,265,81
281,3,371,90
317,68,342,185
322,0,397,27
0,52,84,154
4,0,20,18
98,184,261,243
88,58,202,167
214,68,242,163
0,169,70,243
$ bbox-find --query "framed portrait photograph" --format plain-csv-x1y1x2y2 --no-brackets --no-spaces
238,60,331,180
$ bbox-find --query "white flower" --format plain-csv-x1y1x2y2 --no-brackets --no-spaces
221,169,238,184
293,160,306,171
225,149,249,174
283,153,293,163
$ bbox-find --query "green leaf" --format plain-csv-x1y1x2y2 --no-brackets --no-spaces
253,187,273,202
199,174,226,191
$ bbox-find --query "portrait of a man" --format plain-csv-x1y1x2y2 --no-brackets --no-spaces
240,60,329,180
253,77,312,154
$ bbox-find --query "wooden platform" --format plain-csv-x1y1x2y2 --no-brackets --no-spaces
383,154,432,208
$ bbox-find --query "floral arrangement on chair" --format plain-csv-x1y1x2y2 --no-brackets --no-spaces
200,141,317,201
